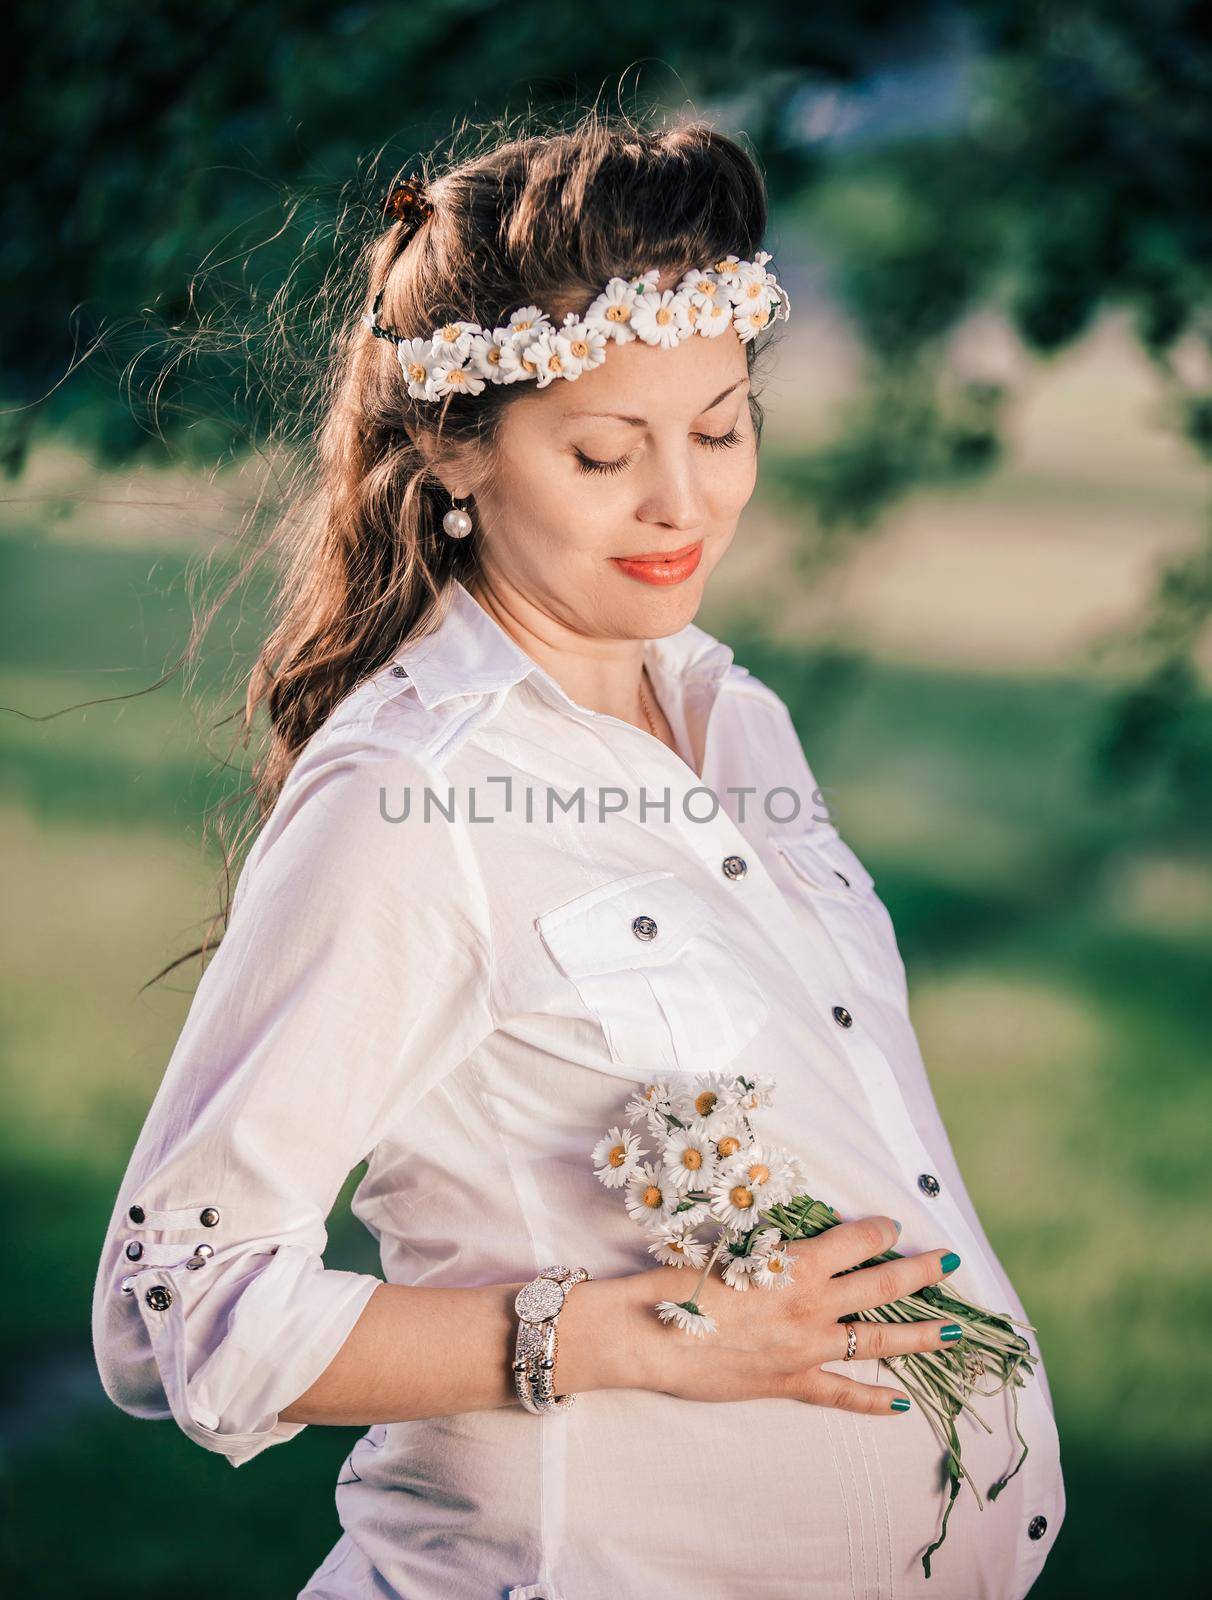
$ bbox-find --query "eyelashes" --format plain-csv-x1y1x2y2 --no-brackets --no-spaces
574,425,745,477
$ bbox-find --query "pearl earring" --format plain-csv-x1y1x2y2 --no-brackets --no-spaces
442,496,473,539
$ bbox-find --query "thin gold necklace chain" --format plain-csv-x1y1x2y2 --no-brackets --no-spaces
637,671,659,738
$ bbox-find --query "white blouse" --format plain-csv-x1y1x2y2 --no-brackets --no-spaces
92,578,1065,1600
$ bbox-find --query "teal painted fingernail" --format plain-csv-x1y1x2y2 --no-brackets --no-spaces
940,1323,963,1342
892,1219,902,1235
891,1397,911,1412
940,1251,961,1274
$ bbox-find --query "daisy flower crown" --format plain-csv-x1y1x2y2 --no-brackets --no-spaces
362,252,791,404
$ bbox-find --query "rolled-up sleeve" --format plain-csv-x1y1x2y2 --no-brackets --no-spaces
90,736,496,1467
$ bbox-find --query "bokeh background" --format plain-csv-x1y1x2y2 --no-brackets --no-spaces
4,3,1210,1595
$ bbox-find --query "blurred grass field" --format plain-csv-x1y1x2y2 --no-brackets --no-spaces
1,310,1209,1596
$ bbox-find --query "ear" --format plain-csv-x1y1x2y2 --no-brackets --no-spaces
409,428,478,501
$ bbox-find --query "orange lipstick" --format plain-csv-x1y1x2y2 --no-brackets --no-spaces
610,539,704,586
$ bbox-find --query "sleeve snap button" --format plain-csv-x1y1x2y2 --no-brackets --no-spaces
199,1207,220,1227
631,914,658,941
832,1004,853,1028
128,1204,145,1225
722,854,747,880
125,1241,143,1261
145,1285,173,1312
1027,1515,1048,1540
917,1173,942,1197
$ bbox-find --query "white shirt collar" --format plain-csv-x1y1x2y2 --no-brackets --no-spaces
391,578,737,718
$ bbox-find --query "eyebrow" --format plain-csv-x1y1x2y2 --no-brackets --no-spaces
563,376,748,426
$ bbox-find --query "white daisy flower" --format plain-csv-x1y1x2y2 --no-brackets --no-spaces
655,1299,718,1337
524,329,581,388
583,276,642,344
690,288,735,338
782,1150,812,1193
504,306,553,338
667,1196,711,1228
707,1141,786,1228
646,1225,711,1270
591,1124,646,1189
707,1169,764,1230
430,319,480,360
630,288,694,348
556,317,609,377
721,1250,759,1291
495,328,544,384
395,338,441,400
671,1071,744,1126
469,328,526,384
708,253,745,285
734,1076,777,1115
726,264,781,342
750,1237,796,1289
757,1143,802,1209
661,1117,720,1194
624,1081,678,1133
731,295,778,343
677,270,734,340
708,1115,753,1167
624,1161,678,1230
430,357,487,398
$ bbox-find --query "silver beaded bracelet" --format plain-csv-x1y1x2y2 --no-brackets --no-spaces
512,1265,593,1414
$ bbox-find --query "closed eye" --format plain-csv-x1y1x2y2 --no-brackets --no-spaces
575,426,744,477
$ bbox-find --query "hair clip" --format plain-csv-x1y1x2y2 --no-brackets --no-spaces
381,173,434,231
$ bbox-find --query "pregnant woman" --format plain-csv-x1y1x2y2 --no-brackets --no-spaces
92,110,1065,1598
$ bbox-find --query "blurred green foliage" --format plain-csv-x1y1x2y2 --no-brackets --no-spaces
6,0,1210,788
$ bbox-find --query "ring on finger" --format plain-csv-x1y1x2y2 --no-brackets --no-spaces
842,1322,858,1362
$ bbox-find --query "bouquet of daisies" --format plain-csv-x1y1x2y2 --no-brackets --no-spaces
591,1070,1041,1578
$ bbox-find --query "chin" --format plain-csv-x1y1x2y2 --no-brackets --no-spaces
628,579,707,630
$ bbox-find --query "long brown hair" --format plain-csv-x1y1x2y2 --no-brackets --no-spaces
154,103,777,983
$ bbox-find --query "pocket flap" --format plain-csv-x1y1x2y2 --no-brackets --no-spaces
535,870,713,981
776,829,876,894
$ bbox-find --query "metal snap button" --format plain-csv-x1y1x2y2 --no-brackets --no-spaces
120,1276,136,1296
1027,1514,1048,1540
722,854,747,880
125,1241,143,1261
199,1207,220,1227
832,1004,853,1028
631,914,658,941
918,1173,941,1198
390,664,407,678
145,1285,173,1312
186,1243,215,1270
128,1204,145,1225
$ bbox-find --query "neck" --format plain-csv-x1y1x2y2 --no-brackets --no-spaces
466,572,659,732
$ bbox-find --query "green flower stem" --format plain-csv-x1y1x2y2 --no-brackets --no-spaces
751,1191,1041,1577
683,1228,728,1307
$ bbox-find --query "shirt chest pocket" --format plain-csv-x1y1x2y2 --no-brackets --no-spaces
535,869,770,1076
774,830,909,1004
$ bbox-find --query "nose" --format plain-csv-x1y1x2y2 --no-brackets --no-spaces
637,444,708,531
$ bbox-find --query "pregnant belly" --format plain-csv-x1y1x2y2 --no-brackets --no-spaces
333,1365,1060,1600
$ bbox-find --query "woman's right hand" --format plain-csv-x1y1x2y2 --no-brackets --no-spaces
631,1215,961,1415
